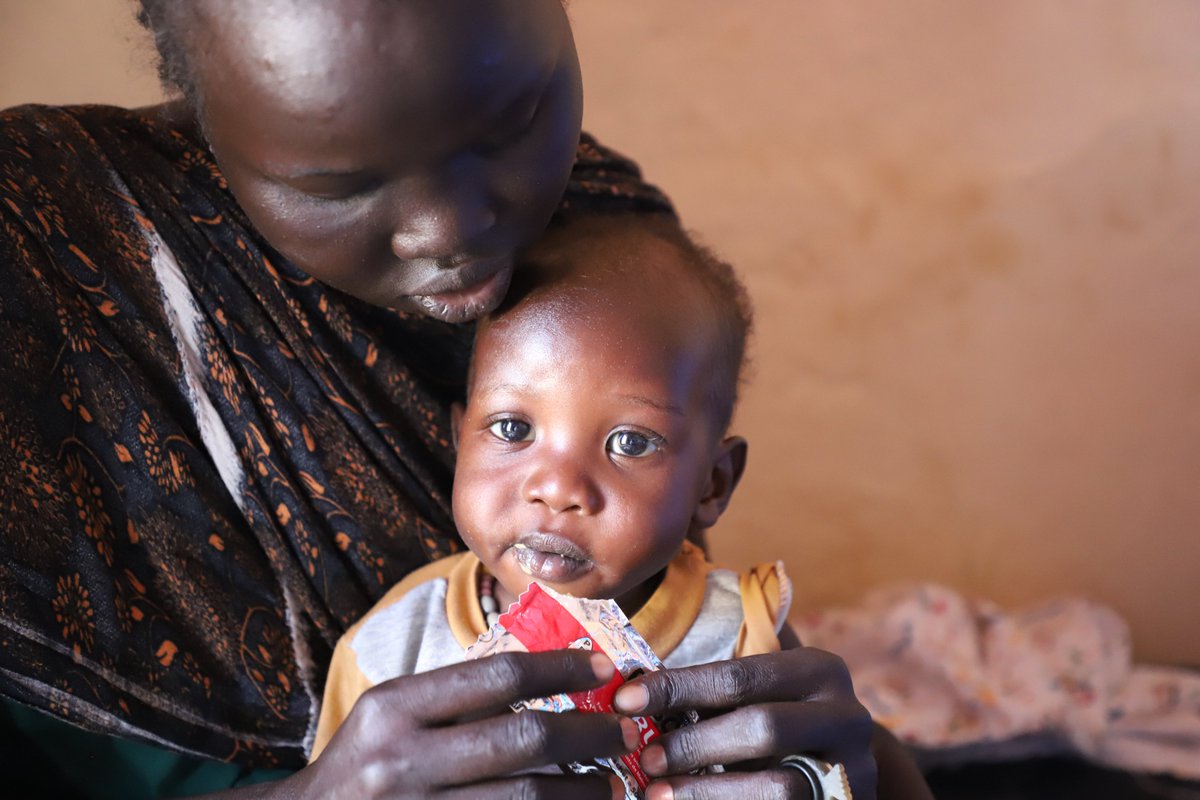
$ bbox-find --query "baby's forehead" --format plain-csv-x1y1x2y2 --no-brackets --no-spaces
471,219,728,376
496,251,711,337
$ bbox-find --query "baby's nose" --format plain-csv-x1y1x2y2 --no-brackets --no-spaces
521,455,602,515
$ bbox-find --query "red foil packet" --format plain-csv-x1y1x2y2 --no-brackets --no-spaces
465,582,710,797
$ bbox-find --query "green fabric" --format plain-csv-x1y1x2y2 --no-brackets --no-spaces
0,698,294,798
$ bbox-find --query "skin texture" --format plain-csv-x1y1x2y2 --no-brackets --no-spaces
189,0,583,322
452,237,747,616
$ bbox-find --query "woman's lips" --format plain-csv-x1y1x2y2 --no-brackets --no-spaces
410,258,513,324
509,534,592,583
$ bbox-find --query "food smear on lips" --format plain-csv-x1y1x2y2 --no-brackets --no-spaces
510,535,592,582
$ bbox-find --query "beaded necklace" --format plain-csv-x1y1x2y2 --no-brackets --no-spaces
479,571,501,628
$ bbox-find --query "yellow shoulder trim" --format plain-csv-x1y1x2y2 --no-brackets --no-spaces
735,560,793,657
445,552,488,648
310,637,372,763
338,552,471,641
631,541,713,660
311,553,479,761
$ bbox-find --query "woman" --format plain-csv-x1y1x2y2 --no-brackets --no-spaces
0,0,928,797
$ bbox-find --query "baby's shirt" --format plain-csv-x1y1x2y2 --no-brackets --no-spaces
310,541,791,761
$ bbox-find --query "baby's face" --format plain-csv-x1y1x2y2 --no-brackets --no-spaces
192,0,582,322
452,266,724,613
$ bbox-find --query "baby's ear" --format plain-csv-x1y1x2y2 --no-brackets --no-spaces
690,436,748,532
450,402,465,452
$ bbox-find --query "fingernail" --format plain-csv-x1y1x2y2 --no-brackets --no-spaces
646,780,674,800
614,683,648,713
619,716,640,752
640,743,668,776
590,653,615,682
609,774,625,800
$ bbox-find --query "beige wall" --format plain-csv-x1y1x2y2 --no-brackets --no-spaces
3,1,1197,664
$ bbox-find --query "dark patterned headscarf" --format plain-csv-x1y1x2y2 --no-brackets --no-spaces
0,104,673,768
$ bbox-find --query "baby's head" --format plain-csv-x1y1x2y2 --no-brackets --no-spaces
452,216,753,614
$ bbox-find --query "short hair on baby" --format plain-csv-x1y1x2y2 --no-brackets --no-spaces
497,214,754,435
635,217,753,435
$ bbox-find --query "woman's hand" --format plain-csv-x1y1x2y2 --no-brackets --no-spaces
274,650,636,799
612,645,879,800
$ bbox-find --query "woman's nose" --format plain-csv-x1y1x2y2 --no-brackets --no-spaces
390,160,496,262
521,453,603,516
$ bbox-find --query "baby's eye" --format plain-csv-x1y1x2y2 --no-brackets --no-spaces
488,418,533,443
606,430,661,458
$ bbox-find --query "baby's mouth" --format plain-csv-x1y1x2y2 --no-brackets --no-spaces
510,534,592,584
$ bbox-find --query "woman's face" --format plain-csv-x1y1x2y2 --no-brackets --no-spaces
189,0,583,322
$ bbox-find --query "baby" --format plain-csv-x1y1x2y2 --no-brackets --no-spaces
312,215,793,762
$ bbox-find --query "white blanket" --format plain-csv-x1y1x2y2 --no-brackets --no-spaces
792,584,1200,779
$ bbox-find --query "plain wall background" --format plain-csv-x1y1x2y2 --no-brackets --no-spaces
2,0,1197,664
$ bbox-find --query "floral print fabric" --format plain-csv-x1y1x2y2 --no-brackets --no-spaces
0,104,673,767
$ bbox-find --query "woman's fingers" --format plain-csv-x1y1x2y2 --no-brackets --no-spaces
437,773,623,800
316,702,633,796
614,648,854,716
424,709,637,785
608,649,877,799
645,752,877,800
645,769,820,800
309,651,634,797
639,701,872,776
381,649,615,725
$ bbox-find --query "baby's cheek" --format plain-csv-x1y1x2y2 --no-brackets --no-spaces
456,465,515,524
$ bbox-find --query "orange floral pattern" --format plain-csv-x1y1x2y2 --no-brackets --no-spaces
51,573,95,656
64,454,115,566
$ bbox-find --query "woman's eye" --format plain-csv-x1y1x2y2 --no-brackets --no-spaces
289,178,382,203
606,430,660,458
488,419,533,443
474,125,527,156
474,101,540,156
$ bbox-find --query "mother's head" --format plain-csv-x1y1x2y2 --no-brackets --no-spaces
137,0,583,322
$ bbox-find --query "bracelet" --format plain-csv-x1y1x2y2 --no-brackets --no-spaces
777,754,852,800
